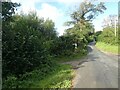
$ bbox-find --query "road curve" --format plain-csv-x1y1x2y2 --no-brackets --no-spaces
72,42,118,88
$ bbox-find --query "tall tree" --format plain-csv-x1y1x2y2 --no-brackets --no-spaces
64,0,106,42
65,0,106,28
64,0,106,51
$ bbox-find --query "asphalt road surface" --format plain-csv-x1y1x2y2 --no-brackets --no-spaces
72,42,118,88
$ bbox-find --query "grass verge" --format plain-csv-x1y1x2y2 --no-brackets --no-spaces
95,42,119,55
31,64,74,88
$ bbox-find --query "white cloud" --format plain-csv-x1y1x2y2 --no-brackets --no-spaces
11,0,40,14
57,26,72,36
92,18,103,32
11,0,64,22
37,3,63,22
56,0,83,9
36,3,66,36
57,0,83,3
96,0,119,2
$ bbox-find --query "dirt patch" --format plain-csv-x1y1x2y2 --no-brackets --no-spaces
62,58,88,70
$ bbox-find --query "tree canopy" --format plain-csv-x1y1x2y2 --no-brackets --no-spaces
65,1,106,26
64,0,106,45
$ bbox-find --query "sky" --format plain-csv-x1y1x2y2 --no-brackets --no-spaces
11,0,119,36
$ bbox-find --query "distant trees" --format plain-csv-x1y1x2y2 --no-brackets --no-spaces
94,31,102,41
95,14,119,45
95,26,119,45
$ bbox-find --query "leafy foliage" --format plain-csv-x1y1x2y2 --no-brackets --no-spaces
94,31,102,41
2,12,58,78
51,35,75,56
2,2,20,21
96,27,119,45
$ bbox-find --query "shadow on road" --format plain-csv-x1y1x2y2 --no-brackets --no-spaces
72,42,99,70
64,41,99,70
72,55,99,70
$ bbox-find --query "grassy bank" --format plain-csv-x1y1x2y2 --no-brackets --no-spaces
34,52,87,88
36,52,87,88
32,64,74,88
3,64,74,88
3,51,86,88
95,42,119,55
